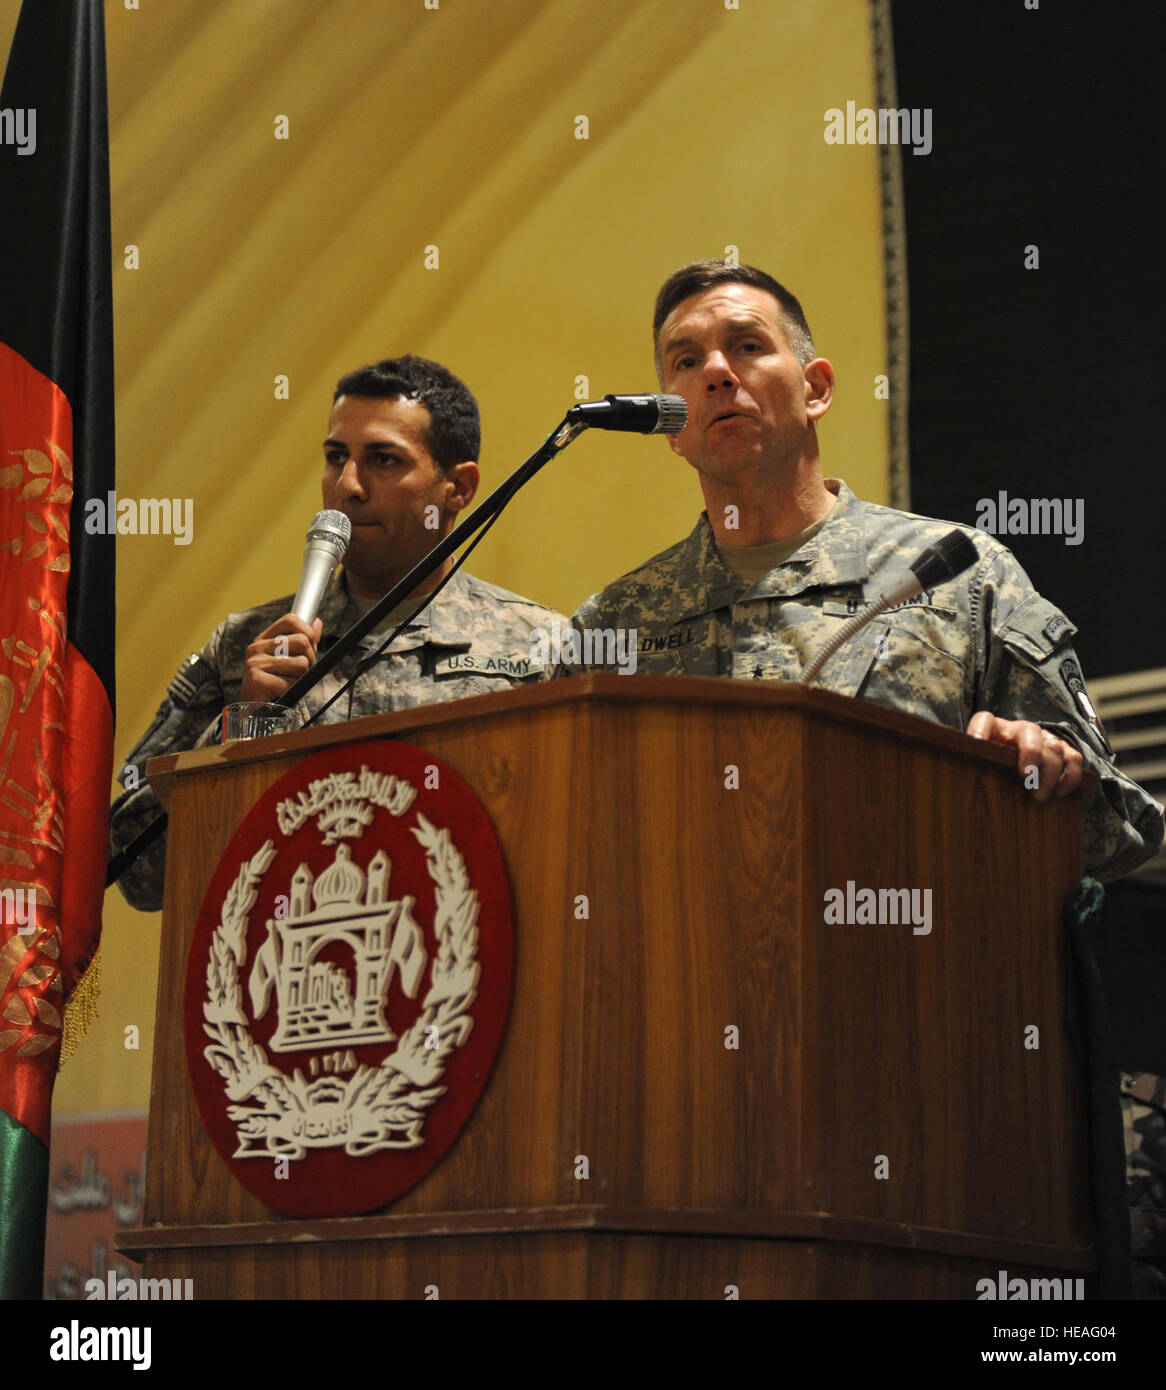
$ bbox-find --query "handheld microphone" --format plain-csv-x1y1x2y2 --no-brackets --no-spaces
290,509,352,623
567,393,688,434
802,529,979,684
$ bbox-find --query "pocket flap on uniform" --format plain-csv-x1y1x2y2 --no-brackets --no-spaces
834,619,969,728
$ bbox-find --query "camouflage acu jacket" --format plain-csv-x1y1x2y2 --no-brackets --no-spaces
563,479,1163,880
109,568,566,911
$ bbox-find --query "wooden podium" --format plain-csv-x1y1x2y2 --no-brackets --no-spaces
118,675,1092,1298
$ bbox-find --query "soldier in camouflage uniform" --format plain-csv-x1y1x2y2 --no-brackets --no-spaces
110,356,566,912
561,260,1163,880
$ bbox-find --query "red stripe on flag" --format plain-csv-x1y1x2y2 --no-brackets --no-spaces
0,341,109,1141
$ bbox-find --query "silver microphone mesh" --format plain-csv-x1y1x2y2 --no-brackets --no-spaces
306,508,352,557
652,394,688,434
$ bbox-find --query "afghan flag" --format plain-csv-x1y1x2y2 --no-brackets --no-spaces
0,0,115,1300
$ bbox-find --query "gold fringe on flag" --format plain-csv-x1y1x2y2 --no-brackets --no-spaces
58,945,101,1068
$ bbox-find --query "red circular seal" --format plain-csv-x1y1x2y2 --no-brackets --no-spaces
183,740,513,1218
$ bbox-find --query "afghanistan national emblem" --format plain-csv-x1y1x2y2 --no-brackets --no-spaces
182,741,514,1217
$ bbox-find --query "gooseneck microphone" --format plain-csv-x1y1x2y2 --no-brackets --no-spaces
802,529,980,685
567,393,687,434
291,509,352,622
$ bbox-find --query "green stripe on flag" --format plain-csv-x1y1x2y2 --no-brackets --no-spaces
0,1108,47,1300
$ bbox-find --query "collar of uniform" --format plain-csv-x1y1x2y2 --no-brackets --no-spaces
320,569,442,655
756,478,867,595
329,567,479,653
676,478,868,618
673,519,746,620
424,567,478,650
731,477,869,601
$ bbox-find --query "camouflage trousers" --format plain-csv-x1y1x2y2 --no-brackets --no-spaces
1122,1071,1166,1298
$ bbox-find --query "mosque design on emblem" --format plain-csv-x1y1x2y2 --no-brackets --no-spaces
247,843,428,1053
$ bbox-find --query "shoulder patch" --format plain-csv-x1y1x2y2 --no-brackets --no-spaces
167,653,219,706
998,595,1078,661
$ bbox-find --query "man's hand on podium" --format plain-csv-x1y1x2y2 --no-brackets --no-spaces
966,711,1085,803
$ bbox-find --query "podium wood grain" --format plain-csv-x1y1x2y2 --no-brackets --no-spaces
122,676,1090,1297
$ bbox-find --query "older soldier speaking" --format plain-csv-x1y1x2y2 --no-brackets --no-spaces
110,355,566,911
563,260,1162,880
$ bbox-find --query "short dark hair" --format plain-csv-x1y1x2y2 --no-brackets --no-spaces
653,260,816,368
332,355,480,472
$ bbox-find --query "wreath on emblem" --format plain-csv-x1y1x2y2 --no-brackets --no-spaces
201,802,480,1162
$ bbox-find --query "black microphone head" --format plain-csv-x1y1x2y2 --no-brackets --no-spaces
910,528,979,589
567,393,687,434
